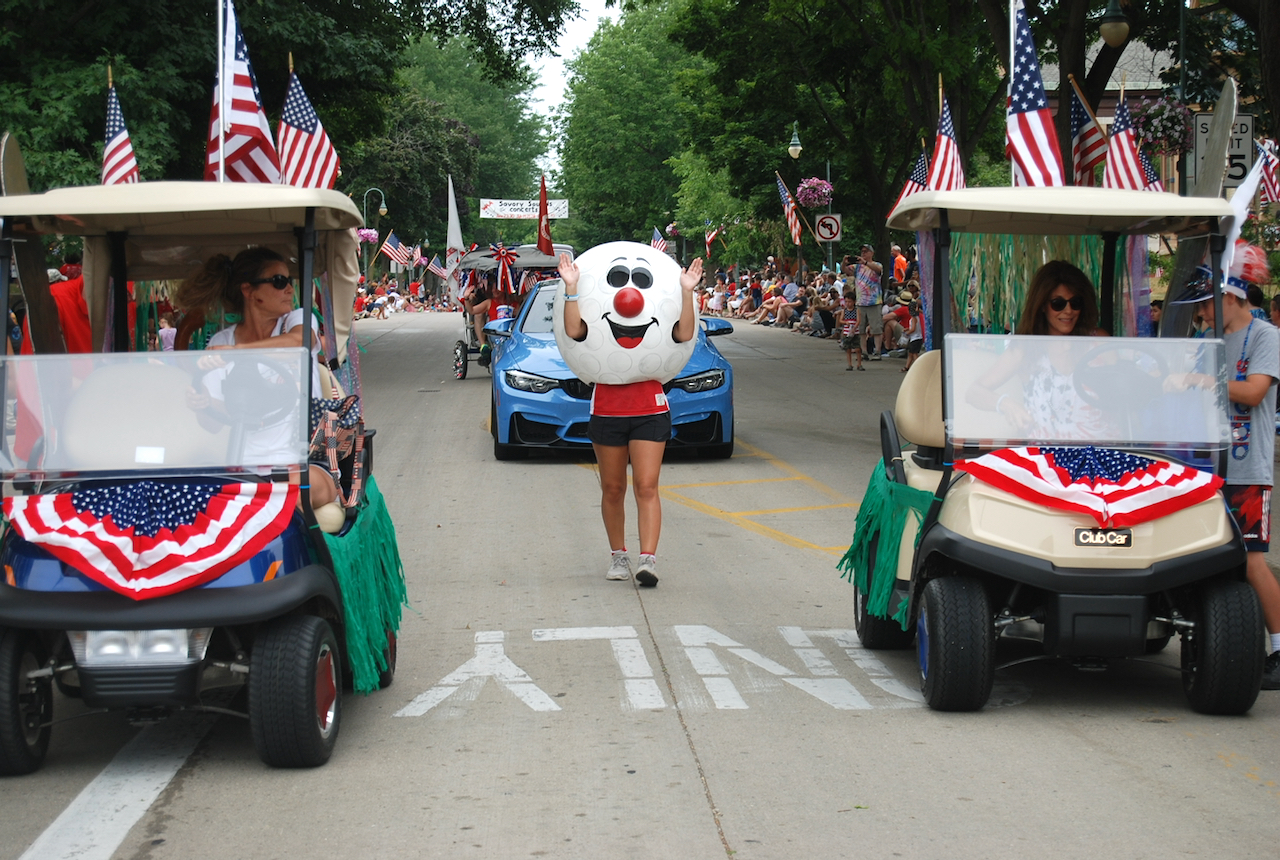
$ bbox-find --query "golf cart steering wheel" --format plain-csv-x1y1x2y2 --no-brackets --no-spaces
1073,343,1168,411
196,355,301,429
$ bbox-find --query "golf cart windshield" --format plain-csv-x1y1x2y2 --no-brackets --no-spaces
945,334,1229,452
0,348,309,482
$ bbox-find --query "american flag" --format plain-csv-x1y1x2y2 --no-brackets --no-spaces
926,93,965,191
1259,140,1280,207
1006,0,1064,187
102,85,140,185
650,227,668,253
427,255,449,279
954,446,1223,529
277,72,339,189
204,0,280,183
1139,149,1165,192
1069,79,1107,186
776,176,802,246
490,243,518,293
379,232,411,265
2,481,299,599
891,150,929,214
410,244,425,267
1102,97,1144,191
705,224,720,257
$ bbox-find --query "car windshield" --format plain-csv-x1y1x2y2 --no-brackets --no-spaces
0,348,309,482
520,283,558,335
945,334,1229,452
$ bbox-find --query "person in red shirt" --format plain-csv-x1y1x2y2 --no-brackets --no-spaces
558,250,702,587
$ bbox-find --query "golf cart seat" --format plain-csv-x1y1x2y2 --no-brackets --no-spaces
894,349,944,469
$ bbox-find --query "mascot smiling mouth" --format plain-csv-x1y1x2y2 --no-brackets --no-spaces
603,314,658,349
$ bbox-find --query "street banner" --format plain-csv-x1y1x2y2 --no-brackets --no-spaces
480,198,569,219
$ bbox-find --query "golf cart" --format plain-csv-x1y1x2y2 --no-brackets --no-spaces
847,186,1263,714
452,243,573,380
0,178,406,773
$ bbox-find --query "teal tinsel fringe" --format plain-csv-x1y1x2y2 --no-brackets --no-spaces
323,475,408,693
837,460,935,631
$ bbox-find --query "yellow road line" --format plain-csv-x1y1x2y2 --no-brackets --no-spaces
662,476,803,490
731,503,858,517
735,441,853,503
660,489,843,555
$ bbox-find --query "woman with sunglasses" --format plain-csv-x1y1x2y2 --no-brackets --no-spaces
175,247,336,507
967,261,1109,438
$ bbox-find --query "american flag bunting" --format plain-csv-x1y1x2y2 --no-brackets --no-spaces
204,0,280,183
102,85,140,185
1006,0,1065,187
1102,97,1144,191
277,71,339,189
926,93,965,191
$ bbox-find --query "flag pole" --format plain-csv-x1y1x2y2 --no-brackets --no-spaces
1068,74,1107,140
288,51,293,74
216,0,225,182
774,171,817,240
107,65,113,90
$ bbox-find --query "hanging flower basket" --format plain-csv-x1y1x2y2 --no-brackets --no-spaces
1132,96,1193,157
357,228,380,244
665,222,680,238
796,177,833,208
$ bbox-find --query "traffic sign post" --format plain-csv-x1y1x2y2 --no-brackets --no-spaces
815,213,842,244
1189,112,1254,190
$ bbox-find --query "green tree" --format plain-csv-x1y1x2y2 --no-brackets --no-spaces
557,2,704,250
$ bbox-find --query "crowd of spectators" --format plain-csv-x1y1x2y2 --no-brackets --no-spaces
353,274,456,319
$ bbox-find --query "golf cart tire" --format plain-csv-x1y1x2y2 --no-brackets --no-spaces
917,576,995,711
249,615,342,768
0,628,52,775
1181,581,1263,715
453,340,468,380
854,531,915,650
378,630,397,690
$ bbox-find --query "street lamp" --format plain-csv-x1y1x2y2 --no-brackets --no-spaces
786,124,805,283
788,122,803,160
1099,0,1130,49
361,187,387,279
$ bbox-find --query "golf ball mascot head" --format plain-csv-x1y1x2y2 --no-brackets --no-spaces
554,241,696,384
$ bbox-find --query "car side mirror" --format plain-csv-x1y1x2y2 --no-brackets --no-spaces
702,318,733,336
483,319,515,338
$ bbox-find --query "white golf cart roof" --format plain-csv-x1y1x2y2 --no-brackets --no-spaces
887,187,1233,237
0,181,362,238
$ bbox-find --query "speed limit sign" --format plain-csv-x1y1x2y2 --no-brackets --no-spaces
814,213,842,243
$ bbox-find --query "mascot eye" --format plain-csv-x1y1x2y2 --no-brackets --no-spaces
606,266,631,288
631,268,652,289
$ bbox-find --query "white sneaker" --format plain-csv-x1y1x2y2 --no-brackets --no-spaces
606,552,632,581
635,554,659,588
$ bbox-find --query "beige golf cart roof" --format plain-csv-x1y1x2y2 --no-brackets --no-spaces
0,181,362,353
887,187,1234,236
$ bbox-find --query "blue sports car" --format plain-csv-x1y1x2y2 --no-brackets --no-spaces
484,280,734,460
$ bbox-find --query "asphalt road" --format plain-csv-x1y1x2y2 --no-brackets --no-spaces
3,312,1279,860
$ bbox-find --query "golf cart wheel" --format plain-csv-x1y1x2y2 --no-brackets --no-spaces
1181,581,1263,715
854,531,915,649
249,615,341,768
453,340,468,380
917,576,994,711
377,630,397,690
0,628,52,775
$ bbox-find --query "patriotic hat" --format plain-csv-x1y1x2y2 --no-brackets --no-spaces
1227,240,1270,295
1168,266,1216,305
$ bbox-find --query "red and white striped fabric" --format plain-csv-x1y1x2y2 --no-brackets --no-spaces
1102,98,1144,191
1259,140,1279,207
204,0,281,183
3,481,299,600
776,177,802,246
926,94,965,191
954,446,1223,528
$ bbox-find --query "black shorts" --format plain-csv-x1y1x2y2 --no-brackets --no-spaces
589,412,672,446
907,339,923,355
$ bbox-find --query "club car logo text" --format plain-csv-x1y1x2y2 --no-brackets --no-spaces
1074,528,1133,548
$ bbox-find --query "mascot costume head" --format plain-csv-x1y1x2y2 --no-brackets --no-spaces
553,241,696,384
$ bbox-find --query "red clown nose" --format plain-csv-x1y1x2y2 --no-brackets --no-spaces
612,287,645,318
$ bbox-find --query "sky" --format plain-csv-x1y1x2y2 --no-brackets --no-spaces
528,0,621,172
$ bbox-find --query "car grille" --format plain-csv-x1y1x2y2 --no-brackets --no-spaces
513,413,562,444
561,378,595,400
671,414,720,446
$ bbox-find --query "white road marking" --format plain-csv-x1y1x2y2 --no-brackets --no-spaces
533,626,666,710
817,629,925,705
395,631,560,716
674,625,871,710
20,715,215,860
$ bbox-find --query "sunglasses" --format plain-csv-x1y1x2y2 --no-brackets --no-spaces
250,274,293,290
1048,295,1083,311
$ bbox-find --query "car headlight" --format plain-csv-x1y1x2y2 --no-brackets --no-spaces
68,628,213,665
670,369,725,393
504,370,561,394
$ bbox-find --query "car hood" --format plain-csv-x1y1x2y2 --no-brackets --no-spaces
505,332,728,380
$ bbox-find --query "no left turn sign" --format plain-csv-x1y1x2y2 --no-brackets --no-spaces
815,213,842,243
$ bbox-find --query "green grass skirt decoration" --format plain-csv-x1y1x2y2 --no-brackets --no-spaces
322,475,408,693
837,460,935,630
